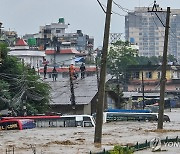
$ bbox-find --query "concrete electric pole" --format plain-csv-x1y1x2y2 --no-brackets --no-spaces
94,0,113,144
158,7,170,129
141,72,145,109
147,1,171,130
0,22,3,65
69,70,76,113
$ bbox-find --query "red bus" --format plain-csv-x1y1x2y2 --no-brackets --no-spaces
0,119,36,131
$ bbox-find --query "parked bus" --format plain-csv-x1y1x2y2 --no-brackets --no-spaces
103,112,170,123
2,115,95,128
0,119,36,131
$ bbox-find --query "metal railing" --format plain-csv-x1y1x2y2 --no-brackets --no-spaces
90,136,180,154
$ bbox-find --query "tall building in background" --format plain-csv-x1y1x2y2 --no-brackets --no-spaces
125,7,180,63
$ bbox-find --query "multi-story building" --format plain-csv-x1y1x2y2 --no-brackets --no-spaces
23,18,94,52
127,64,180,93
9,39,45,70
125,7,180,63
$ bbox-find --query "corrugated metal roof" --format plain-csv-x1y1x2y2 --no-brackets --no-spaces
48,76,98,105
47,75,111,105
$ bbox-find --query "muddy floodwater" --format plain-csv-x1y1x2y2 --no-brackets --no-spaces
1,109,180,154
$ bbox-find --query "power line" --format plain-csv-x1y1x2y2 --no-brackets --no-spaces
161,12,180,40
98,0,126,17
96,0,106,13
154,12,166,27
151,13,165,38
113,0,131,13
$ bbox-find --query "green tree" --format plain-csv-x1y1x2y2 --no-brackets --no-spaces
135,56,150,65
0,42,51,115
167,54,177,63
107,41,138,78
135,54,177,65
0,80,11,110
107,41,137,106
135,56,160,65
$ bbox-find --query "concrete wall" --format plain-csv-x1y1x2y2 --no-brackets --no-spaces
83,103,91,115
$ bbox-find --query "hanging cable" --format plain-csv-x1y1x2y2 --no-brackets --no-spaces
155,12,166,27
96,0,106,13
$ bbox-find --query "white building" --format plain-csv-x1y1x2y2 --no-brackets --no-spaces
39,18,69,39
8,39,45,69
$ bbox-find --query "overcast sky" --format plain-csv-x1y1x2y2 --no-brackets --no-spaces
0,0,180,48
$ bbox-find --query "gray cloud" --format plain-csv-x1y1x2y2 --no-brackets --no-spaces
0,0,179,47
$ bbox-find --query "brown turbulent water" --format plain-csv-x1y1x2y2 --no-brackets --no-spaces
0,109,180,154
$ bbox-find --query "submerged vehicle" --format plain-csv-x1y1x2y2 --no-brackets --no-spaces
103,112,170,123
2,115,95,128
0,119,36,131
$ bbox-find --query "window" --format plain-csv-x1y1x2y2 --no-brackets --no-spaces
63,117,76,127
132,72,139,79
83,121,93,127
176,87,180,91
83,117,91,121
156,47,159,50
157,72,161,79
136,87,141,92
56,30,61,33
145,72,152,78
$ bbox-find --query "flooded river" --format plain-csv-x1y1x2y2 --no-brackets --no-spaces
1,109,180,154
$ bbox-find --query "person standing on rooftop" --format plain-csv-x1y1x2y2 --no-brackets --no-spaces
80,63,86,79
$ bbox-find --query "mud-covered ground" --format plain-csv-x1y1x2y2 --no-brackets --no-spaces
0,109,180,154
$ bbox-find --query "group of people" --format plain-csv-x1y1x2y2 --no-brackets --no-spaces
43,63,86,81
43,63,57,81
69,63,86,79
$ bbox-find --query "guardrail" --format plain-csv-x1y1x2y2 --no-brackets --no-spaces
90,136,180,154
5,144,38,154
5,146,15,154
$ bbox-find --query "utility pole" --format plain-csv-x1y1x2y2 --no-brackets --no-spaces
141,72,145,109
117,74,120,107
94,0,112,144
0,22,3,65
95,57,100,88
69,70,76,113
158,7,170,129
0,22,2,36
53,36,58,66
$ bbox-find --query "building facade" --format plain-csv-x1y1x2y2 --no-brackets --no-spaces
125,7,180,63
9,39,45,69
127,65,180,93
23,18,94,52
